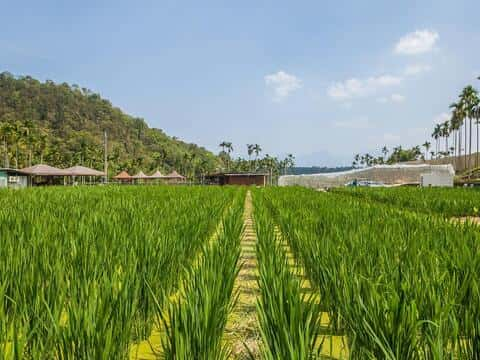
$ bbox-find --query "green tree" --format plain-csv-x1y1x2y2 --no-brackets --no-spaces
252,144,262,170
0,72,220,174
459,85,479,169
431,124,442,158
422,141,431,160
441,121,450,155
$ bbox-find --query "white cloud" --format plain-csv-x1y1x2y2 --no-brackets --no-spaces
394,30,439,55
264,71,302,101
377,94,406,104
404,64,432,76
434,112,450,124
327,75,403,100
333,116,371,129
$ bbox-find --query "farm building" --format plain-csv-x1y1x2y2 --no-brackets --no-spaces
21,164,105,185
113,171,133,183
206,173,267,186
66,166,105,185
0,168,29,189
278,164,455,189
112,169,185,184
163,170,186,184
420,172,454,187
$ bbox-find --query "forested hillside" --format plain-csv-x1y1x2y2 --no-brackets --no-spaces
0,72,219,177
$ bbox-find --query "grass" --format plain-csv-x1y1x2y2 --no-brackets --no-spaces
0,186,237,359
257,186,480,359
158,189,245,359
2,185,480,359
253,191,322,359
332,186,480,217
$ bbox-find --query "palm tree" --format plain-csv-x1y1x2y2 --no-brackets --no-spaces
219,141,233,171
252,144,262,170
474,102,480,168
381,146,389,159
246,144,254,171
441,121,450,155
219,141,228,153
363,153,373,167
459,85,479,169
283,154,295,175
247,144,254,161
432,124,442,158
352,154,360,168
450,102,465,166
422,141,431,160
449,110,461,169
225,142,233,157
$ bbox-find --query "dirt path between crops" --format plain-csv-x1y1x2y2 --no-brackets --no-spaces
224,191,261,359
452,216,480,225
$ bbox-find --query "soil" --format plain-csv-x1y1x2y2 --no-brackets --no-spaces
452,216,480,225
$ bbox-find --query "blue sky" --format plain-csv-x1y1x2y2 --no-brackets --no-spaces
2,0,479,166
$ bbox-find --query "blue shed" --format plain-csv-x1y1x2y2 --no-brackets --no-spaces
0,168,29,189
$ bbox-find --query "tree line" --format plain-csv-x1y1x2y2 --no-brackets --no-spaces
353,76,480,170
218,141,295,179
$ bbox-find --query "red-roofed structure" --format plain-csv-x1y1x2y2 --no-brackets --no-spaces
113,171,132,183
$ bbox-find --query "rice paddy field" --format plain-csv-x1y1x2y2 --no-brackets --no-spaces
1,185,479,359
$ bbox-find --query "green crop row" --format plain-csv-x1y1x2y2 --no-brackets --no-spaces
332,186,480,217
0,186,238,359
253,191,322,359
159,188,245,359
258,186,480,359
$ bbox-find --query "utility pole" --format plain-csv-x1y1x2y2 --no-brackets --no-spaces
104,130,108,184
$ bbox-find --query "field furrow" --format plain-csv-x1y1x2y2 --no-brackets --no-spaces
224,191,261,359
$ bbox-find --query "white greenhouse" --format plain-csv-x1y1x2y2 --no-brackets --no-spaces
278,164,455,189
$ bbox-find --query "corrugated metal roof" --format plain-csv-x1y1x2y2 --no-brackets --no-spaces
0,168,29,175
20,164,71,176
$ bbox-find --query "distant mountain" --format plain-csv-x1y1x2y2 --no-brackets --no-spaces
0,72,219,177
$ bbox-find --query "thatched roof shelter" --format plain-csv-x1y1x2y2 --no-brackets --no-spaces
149,170,164,179
164,170,185,179
113,171,131,180
132,171,149,179
20,164,71,176
66,166,105,177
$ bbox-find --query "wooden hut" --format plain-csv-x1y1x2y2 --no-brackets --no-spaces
20,164,72,186
205,172,267,186
132,171,149,184
0,168,29,188
65,166,105,184
163,170,186,184
113,171,132,184
148,170,164,184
